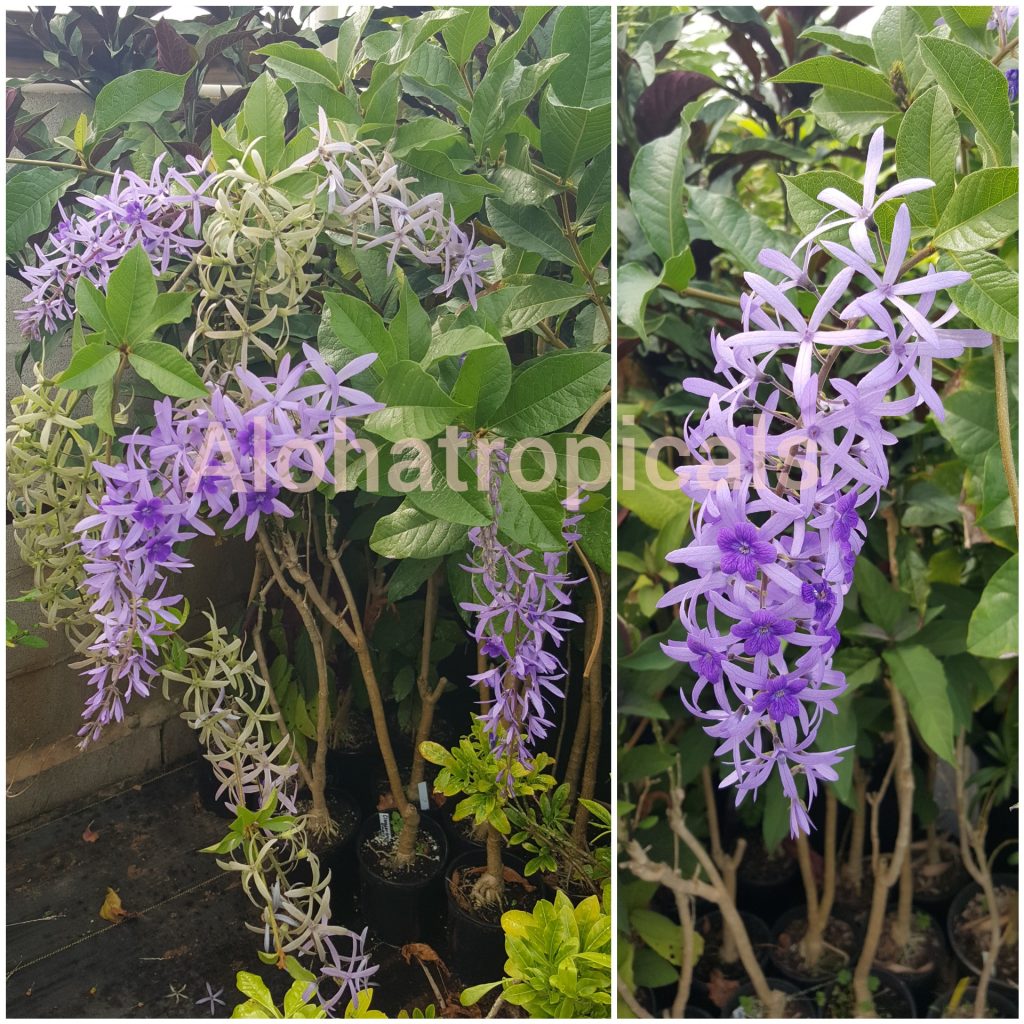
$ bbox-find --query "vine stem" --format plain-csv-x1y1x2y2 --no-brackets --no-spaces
6,155,114,178
991,334,1018,533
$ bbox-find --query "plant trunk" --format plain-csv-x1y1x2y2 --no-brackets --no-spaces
845,762,867,892
892,841,914,949
796,831,824,968
470,824,505,907
571,598,603,847
565,607,595,801
853,686,915,1016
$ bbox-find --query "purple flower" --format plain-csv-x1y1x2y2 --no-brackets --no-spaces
74,345,382,743
731,610,795,656
659,127,993,835
798,127,934,264
752,676,806,723
1007,68,1019,102
717,521,776,581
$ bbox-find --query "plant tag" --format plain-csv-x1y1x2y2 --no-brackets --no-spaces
378,812,392,840
418,781,429,810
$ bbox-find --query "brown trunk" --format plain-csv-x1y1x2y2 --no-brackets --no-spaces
571,598,604,846
852,686,914,1016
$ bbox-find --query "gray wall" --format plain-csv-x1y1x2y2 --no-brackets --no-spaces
7,87,253,825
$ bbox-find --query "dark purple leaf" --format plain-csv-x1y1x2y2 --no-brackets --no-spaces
155,19,195,74
634,71,716,145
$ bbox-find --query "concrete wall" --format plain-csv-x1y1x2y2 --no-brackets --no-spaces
6,87,253,825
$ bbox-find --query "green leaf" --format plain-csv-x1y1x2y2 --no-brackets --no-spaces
364,360,467,441
809,83,900,141
630,909,684,966
497,478,565,551
370,502,468,559
441,6,490,66
104,244,157,344
398,148,499,222
782,170,865,241
618,444,690,531
539,91,611,179
6,168,77,252
629,125,689,263
94,69,190,132
391,279,430,362
322,292,396,377
798,26,877,66
423,326,502,365
57,342,120,390
407,449,493,527
967,555,1018,658
769,55,895,102
871,6,929,92
941,251,1018,340
854,558,909,637
937,357,1013,462
452,346,512,427
490,7,552,67
884,645,956,764
255,41,341,87
616,262,663,342
687,187,794,276
127,341,208,399
469,55,565,158
933,168,1019,251
486,199,576,265
500,278,591,335
549,6,611,108
489,351,609,435
387,556,442,602
918,36,1012,167
896,87,958,229
242,72,288,173
295,83,360,126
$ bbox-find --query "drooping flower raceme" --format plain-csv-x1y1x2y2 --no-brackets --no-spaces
75,345,382,743
462,447,583,775
16,154,214,339
661,127,990,836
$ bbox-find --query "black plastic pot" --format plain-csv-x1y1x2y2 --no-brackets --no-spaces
292,792,361,918
721,977,816,1018
824,967,916,1018
769,906,862,987
692,910,772,1013
947,874,1019,997
356,813,447,945
873,908,948,1017
926,983,1019,1018
736,836,802,927
445,851,540,985
683,1006,711,1018
913,839,971,924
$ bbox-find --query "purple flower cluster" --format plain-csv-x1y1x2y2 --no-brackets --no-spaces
661,128,990,835
462,450,583,773
75,345,381,742
16,154,214,339
294,109,493,308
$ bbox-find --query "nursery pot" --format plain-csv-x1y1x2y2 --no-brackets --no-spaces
692,910,772,1013
356,812,447,945
735,836,802,927
912,838,971,924
871,907,948,1017
926,983,1020,1018
947,874,1020,999
721,977,817,1019
444,850,542,985
824,967,916,1018
769,905,862,988
293,791,361,918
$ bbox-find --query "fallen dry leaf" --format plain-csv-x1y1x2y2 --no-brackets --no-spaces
502,866,534,891
98,887,137,924
402,943,445,968
82,823,99,843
